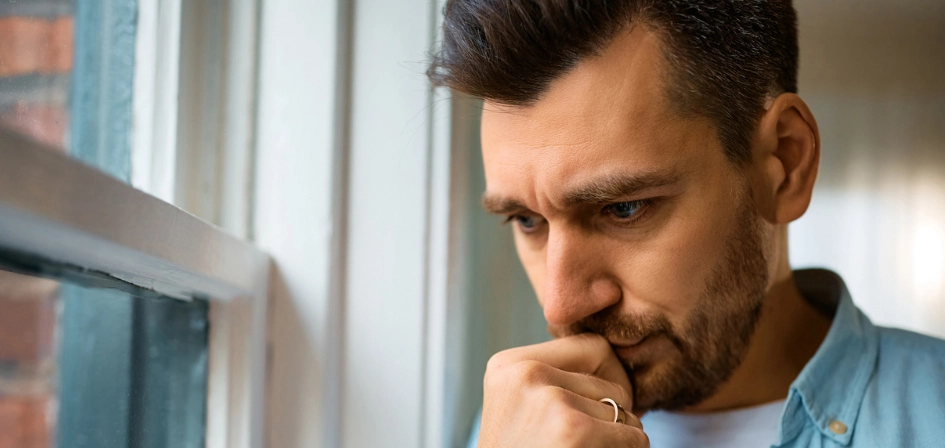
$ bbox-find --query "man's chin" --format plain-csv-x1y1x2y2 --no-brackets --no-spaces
625,355,715,413
626,364,667,413
621,352,673,412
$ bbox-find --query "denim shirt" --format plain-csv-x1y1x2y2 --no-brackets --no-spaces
467,269,945,447
774,269,945,447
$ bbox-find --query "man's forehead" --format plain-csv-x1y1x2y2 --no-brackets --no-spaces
479,28,681,188
480,27,670,154
477,26,720,215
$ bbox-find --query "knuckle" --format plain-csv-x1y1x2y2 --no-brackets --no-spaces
591,375,631,404
509,360,549,387
484,350,520,388
485,350,514,373
551,409,591,444
584,373,631,409
540,385,573,407
483,364,502,391
485,357,550,393
629,427,650,447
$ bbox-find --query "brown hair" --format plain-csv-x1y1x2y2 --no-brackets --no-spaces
427,0,799,163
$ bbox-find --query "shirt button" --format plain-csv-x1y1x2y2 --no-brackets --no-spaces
829,420,847,435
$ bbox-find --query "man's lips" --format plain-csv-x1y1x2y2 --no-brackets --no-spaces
610,335,653,360
609,335,648,348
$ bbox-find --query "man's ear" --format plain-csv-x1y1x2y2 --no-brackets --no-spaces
754,93,820,224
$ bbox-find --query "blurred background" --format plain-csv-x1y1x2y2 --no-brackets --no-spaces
0,0,942,447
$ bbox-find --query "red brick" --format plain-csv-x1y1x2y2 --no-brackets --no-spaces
0,395,54,448
0,16,73,77
0,102,69,150
0,272,58,363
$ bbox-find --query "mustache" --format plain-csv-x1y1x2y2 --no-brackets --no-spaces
549,307,675,344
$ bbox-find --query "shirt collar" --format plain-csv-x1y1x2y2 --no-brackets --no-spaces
778,269,879,446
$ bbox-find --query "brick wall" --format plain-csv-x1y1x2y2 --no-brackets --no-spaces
1,4,82,446
0,8,73,446
0,397,53,448
0,3,95,447
0,9,73,150
0,271,59,448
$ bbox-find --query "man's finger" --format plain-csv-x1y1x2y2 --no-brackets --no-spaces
584,417,650,448
538,387,624,424
489,333,633,404
546,369,632,415
623,410,644,430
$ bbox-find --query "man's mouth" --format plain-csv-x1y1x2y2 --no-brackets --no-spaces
610,335,650,358
609,335,647,347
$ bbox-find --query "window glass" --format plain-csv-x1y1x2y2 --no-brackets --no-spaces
0,0,136,184
0,253,210,448
0,2,212,447
0,269,57,448
0,0,73,151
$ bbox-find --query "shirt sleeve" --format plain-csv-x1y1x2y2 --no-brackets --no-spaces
467,407,482,448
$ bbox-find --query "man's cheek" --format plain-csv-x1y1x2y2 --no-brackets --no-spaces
627,212,729,314
612,244,702,317
513,232,546,295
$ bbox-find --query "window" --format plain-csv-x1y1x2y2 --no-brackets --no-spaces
0,1,266,447
0,125,268,448
2,0,467,445
0,265,209,448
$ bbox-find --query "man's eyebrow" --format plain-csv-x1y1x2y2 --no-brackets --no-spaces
480,170,684,215
481,195,529,215
562,170,684,206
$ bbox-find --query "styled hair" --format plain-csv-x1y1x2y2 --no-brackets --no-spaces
428,0,799,163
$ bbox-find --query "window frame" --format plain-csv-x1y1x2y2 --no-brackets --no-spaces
254,0,461,446
129,0,267,446
0,130,269,448
2,0,476,446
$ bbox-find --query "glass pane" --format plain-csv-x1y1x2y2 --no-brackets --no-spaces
0,0,137,184
0,270,57,448
0,0,74,151
0,253,209,448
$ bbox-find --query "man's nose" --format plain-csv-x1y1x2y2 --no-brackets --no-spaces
541,227,621,327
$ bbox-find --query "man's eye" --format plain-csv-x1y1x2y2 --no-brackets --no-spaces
515,215,537,229
605,200,649,220
508,215,543,232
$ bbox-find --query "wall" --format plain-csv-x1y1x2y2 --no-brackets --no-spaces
791,0,945,338
0,3,73,447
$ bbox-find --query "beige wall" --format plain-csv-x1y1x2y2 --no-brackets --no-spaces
791,0,945,338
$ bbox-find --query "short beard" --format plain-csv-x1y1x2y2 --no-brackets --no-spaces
569,188,769,411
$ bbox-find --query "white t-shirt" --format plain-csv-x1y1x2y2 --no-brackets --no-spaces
640,399,785,448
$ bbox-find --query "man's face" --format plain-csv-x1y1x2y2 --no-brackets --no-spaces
480,28,774,411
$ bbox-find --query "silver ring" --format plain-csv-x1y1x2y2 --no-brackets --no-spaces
598,398,626,424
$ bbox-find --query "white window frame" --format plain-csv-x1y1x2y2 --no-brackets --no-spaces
3,0,474,447
131,0,267,447
0,130,269,448
255,0,462,446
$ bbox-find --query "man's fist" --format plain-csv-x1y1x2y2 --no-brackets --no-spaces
478,333,649,447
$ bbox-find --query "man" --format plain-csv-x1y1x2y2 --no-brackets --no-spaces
428,1,945,447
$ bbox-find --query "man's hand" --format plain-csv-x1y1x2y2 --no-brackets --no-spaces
478,333,649,447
